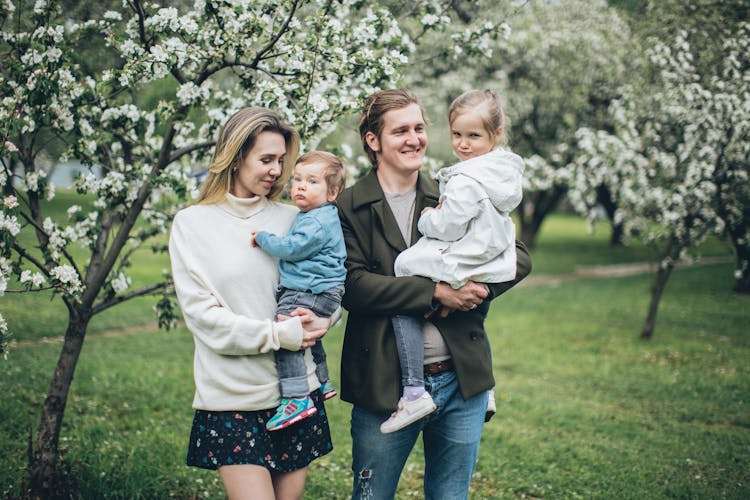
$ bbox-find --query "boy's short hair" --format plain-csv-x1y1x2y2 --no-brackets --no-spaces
296,151,346,199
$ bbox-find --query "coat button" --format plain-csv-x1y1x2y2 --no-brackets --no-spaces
470,333,479,341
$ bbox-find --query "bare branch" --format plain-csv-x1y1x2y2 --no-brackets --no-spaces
249,0,301,68
128,0,150,48
91,281,170,316
168,140,215,164
12,242,50,277
84,211,112,287
451,1,472,23
2,285,56,293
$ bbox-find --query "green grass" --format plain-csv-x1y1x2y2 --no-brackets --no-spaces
1,212,748,498
526,213,733,275
476,264,749,498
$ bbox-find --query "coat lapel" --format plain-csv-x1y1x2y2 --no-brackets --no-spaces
412,172,440,244
352,169,439,253
371,199,408,252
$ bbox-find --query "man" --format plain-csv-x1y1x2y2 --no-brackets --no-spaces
337,89,531,499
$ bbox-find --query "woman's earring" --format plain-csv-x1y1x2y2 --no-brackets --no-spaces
232,167,238,175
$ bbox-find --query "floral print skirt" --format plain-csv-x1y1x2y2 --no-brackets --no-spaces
186,389,332,472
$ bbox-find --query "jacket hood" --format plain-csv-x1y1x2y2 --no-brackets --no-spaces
436,148,525,211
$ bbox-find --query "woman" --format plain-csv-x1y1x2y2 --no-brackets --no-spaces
169,107,335,499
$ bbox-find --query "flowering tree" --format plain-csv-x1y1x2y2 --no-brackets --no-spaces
406,0,634,247
0,0,504,494
325,0,510,179
574,23,750,339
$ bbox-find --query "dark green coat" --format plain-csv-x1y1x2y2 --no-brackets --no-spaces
336,170,532,413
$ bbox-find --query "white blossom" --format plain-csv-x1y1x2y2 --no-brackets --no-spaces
50,265,83,295
103,11,122,21
67,205,81,218
20,270,46,287
421,14,440,27
0,212,21,236
110,272,131,294
3,195,18,209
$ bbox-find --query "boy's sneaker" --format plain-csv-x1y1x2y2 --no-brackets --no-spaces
320,380,337,401
485,389,497,423
380,393,436,434
267,396,317,431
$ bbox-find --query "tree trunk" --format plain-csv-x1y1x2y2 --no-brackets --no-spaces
518,186,566,249
733,240,750,294
640,262,674,340
28,308,90,498
596,185,625,247
519,207,544,249
609,222,625,247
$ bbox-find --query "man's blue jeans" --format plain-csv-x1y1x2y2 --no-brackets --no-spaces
350,370,487,500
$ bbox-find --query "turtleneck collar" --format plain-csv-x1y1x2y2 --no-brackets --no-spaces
217,192,268,219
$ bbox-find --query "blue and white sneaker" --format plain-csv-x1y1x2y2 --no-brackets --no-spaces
266,396,317,431
320,380,337,401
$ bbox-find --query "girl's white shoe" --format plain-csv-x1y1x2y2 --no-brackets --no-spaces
380,393,436,434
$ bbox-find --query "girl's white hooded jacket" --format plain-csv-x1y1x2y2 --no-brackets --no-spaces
394,148,524,288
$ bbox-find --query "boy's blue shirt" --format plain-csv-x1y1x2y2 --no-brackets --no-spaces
255,202,346,294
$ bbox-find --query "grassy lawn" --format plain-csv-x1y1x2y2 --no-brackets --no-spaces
527,213,733,275
1,211,747,498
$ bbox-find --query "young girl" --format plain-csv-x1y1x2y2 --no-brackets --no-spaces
380,89,524,433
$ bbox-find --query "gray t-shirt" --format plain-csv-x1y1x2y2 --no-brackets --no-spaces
384,189,451,363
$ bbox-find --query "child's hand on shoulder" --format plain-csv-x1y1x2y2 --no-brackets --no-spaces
421,202,442,216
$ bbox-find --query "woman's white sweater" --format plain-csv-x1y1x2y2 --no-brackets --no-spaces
169,193,320,411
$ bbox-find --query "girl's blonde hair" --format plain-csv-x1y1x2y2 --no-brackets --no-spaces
199,107,300,204
448,89,508,147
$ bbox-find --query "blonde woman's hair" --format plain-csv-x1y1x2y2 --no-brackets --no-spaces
448,89,508,147
296,151,346,199
358,89,425,168
199,107,300,204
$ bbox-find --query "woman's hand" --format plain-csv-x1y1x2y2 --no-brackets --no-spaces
278,307,331,349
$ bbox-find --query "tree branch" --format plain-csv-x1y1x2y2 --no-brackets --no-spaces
168,140,215,164
128,0,150,48
84,110,186,308
249,0,300,68
83,211,112,287
17,207,82,279
451,1,471,23
91,281,170,315
12,242,51,278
